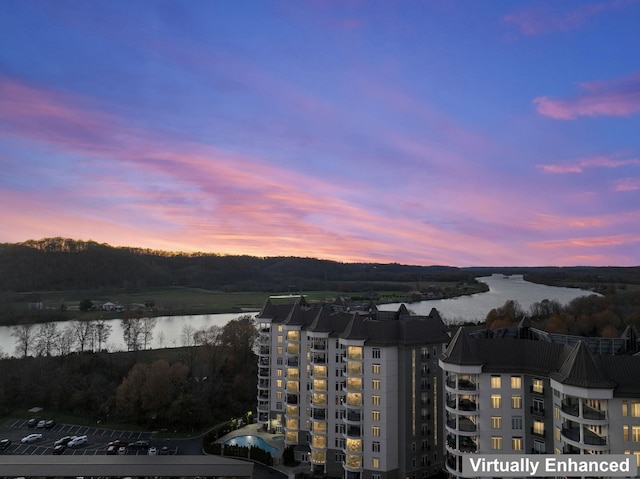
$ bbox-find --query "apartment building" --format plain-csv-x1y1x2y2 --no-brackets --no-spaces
439,325,640,478
256,296,451,479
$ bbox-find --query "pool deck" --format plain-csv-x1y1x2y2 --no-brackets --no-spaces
217,425,309,478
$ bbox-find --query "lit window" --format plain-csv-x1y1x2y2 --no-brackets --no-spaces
623,400,629,416
277,369,283,377
277,335,283,343
372,458,380,469
372,379,381,390
632,401,640,417
512,437,523,451
491,376,501,389
347,346,363,359
491,394,502,408
372,426,381,437
533,420,544,436
491,416,502,429
624,425,629,441
511,376,521,389
532,378,544,393
276,379,283,388
511,395,522,409
276,346,283,355
372,410,381,421
372,395,381,405
633,426,640,442
491,436,502,450
372,364,381,374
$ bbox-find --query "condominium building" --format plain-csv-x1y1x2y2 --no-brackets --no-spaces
256,296,451,479
439,325,640,478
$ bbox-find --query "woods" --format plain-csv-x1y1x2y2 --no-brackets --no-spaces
0,315,258,431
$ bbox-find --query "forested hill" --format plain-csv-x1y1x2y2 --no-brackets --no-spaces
0,237,473,292
1,238,638,293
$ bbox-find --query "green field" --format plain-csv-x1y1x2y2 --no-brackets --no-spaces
7,281,488,323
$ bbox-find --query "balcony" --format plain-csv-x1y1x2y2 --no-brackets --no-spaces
312,354,327,364
259,346,270,355
258,380,270,389
446,397,456,409
285,394,299,405
345,426,361,438
459,436,477,453
531,447,546,454
530,385,544,394
259,358,270,366
561,400,579,417
311,409,326,420
345,411,361,423
530,406,545,417
531,427,545,438
446,378,477,390
583,403,606,421
458,417,477,432
561,424,580,443
583,428,607,446
286,357,299,367
258,367,270,377
563,444,581,454
458,398,477,411
311,342,327,351
258,391,269,400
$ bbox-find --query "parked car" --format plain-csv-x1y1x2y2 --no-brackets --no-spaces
158,446,170,455
67,435,88,448
27,418,39,428
147,446,157,456
106,445,117,455
117,445,127,455
52,444,66,455
21,433,43,444
130,440,149,450
36,420,46,429
54,436,75,447
44,419,56,429
108,439,128,448
0,439,11,450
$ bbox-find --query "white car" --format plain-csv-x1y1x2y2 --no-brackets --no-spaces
21,433,43,443
36,420,46,429
67,435,88,447
148,446,157,456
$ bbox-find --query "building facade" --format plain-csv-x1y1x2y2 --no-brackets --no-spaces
256,296,451,479
439,326,640,478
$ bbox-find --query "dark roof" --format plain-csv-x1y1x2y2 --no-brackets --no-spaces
550,341,616,389
441,328,483,366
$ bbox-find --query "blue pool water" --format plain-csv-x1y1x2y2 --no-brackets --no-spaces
222,435,279,455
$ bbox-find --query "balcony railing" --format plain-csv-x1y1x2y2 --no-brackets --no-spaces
583,404,606,420
285,395,299,405
459,437,477,453
457,379,476,390
459,398,477,411
458,417,477,432
530,406,545,417
561,400,579,417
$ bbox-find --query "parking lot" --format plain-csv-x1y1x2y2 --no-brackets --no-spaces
1,419,178,455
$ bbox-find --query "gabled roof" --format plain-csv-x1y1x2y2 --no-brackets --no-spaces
550,341,616,389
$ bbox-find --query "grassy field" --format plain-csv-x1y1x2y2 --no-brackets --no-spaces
7,281,488,322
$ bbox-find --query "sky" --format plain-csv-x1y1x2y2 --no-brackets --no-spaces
1,1,639,267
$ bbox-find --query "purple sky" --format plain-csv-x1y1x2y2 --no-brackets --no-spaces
1,1,639,266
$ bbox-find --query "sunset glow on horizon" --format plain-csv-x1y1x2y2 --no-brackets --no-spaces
1,1,639,266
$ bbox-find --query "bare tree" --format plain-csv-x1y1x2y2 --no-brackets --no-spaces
12,323,36,358
73,320,95,352
122,317,143,351
56,325,77,356
94,319,112,352
34,322,60,356
181,324,196,347
194,325,222,346
140,317,157,350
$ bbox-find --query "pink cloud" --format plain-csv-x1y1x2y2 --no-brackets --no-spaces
503,1,634,36
533,71,640,119
537,155,640,173
613,177,640,191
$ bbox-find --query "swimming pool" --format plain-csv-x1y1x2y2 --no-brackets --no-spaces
222,435,279,456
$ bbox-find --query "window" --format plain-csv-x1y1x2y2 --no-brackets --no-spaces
555,426,561,441
277,335,283,343
372,458,380,469
372,379,381,390
276,391,283,399
512,416,523,430
372,364,381,374
491,416,502,429
512,437,523,451
372,442,381,453
491,436,502,450
532,378,544,394
511,376,522,389
276,379,283,388
372,348,381,359
632,401,640,417
276,401,282,410
511,395,522,409
533,420,544,436
372,395,381,405
372,410,381,421
372,475,381,479
491,394,502,408
633,426,640,442
277,369,283,377
372,426,381,437
624,425,629,441
533,440,545,454
532,397,544,414
491,375,501,389
276,346,283,355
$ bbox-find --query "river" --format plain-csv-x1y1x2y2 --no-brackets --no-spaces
0,274,597,356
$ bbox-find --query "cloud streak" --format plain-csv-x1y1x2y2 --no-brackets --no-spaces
533,72,640,119
537,155,640,174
